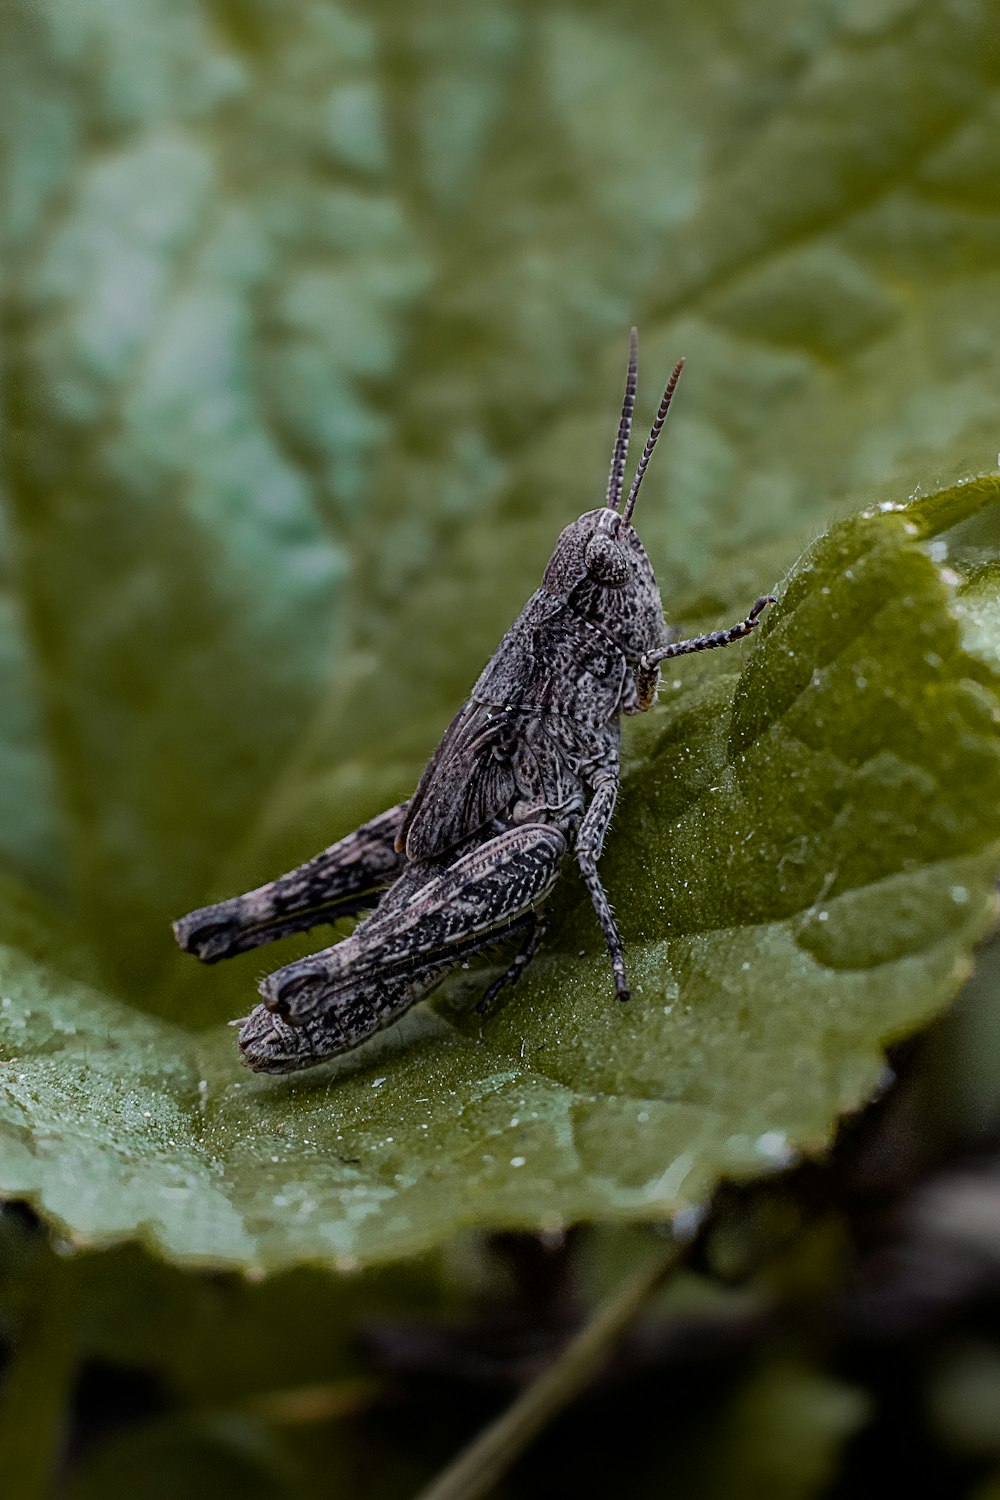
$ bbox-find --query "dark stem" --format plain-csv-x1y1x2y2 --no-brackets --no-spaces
414,1234,687,1500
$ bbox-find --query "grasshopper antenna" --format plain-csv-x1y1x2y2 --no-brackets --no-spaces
622,356,685,524
606,326,639,511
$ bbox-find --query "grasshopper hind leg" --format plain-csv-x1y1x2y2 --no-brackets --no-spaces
244,824,567,1073
240,949,460,1072
238,919,537,1073
173,803,408,963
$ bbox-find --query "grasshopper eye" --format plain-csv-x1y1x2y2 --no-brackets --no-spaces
584,531,629,586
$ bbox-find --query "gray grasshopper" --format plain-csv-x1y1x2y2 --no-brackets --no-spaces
174,330,774,1072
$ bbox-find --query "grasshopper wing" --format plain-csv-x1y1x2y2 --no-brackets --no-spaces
397,699,519,860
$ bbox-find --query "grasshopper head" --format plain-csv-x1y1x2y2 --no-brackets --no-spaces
541,330,684,658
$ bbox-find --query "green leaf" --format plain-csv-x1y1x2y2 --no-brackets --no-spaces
4,0,1000,1270
1,0,423,1003
1,483,999,1269
0,574,64,895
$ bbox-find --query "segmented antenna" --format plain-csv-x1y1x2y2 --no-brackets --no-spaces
622,357,685,524
606,326,639,510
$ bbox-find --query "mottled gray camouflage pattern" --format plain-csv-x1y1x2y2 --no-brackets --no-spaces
174,333,774,1072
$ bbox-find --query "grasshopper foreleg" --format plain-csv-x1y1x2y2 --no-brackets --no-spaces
173,802,408,963
640,595,775,670
575,776,629,1001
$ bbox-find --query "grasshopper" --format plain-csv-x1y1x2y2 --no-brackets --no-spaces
174,330,774,1072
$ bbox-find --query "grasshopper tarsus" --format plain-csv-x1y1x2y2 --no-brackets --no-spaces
174,332,774,1072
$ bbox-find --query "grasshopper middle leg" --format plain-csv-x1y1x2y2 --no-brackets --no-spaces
476,911,550,1016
